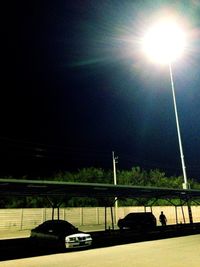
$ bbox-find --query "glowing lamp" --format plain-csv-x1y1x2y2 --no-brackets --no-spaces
142,19,186,64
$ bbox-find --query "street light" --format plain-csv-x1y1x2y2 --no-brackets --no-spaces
142,18,186,65
142,17,189,190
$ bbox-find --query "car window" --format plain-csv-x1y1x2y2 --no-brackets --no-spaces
125,213,153,220
35,220,77,234
126,214,135,219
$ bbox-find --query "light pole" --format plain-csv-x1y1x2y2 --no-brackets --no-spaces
112,151,118,224
169,63,189,189
142,17,193,223
142,17,189,189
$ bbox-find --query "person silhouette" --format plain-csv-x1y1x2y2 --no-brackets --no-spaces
159,211,167,226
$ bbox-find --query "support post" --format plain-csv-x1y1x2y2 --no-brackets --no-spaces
105,206,107,231
175,206,178,224
187,201,193,224
181,205,186,224
110,206,114,230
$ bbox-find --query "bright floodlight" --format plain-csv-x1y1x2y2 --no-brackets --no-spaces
142,18,186,64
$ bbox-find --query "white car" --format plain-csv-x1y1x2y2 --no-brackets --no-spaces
30,220,92,249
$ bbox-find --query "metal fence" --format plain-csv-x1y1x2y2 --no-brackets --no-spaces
0,206,200,231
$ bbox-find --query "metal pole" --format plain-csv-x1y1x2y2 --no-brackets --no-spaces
168,63,188,189
112,151,117,185
105,206,107,231
112,151,118,224
169,63,193,224
175,206,178,224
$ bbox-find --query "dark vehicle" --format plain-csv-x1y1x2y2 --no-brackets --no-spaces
118,212,157,231
30,220,92,249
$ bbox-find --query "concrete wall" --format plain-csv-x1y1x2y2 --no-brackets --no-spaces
0,206,200,231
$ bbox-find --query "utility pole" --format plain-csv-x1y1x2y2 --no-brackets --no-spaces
112,151,118,224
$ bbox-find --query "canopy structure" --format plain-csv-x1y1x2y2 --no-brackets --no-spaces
0,178,200,201
1,178,200,226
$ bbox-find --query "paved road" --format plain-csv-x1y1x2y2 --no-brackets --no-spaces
1,235,200,267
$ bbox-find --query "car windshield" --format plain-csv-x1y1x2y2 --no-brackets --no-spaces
37,220,78,235
125,214,136,219
125,213,152,219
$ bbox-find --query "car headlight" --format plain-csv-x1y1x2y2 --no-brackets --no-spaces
67,237,77,242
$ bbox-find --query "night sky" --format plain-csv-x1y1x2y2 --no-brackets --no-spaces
2,0,200,179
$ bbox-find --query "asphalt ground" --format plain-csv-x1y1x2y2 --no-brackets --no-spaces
0,230,30,240
1,235,200,267
1,223,200,261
